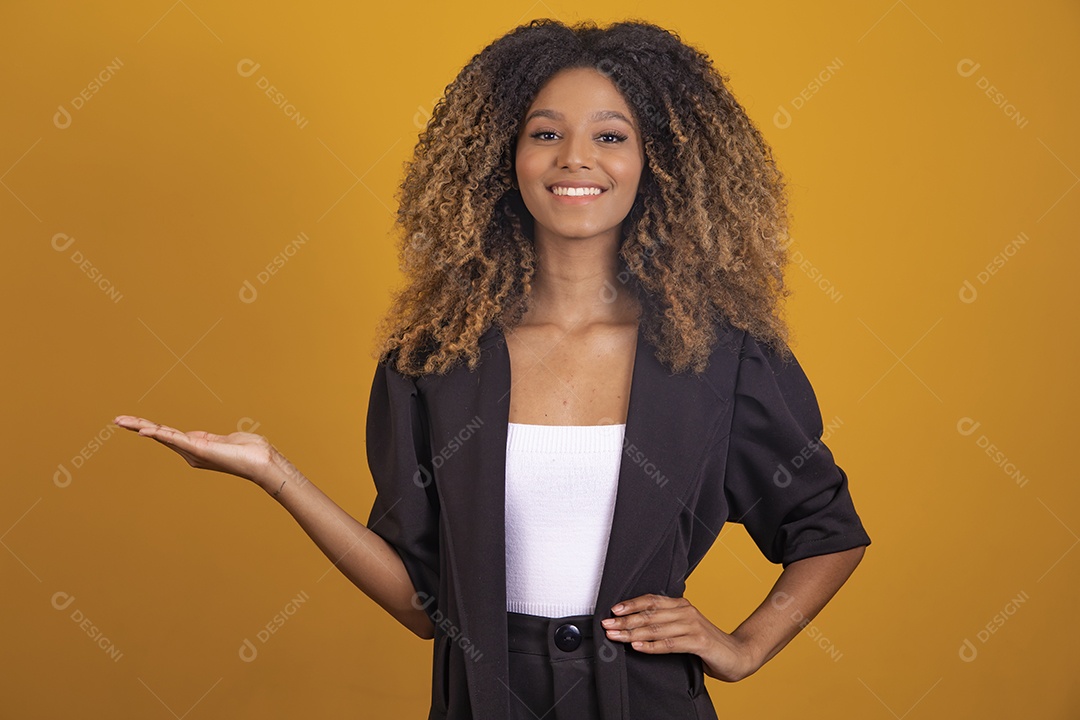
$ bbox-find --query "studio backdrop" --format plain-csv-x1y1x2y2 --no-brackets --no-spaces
2,1,1077,717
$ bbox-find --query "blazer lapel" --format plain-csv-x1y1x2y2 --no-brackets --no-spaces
434,322,730,719
591,325,730,720
429,324,512,718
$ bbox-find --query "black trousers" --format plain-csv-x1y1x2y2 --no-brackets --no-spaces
506,611,602,720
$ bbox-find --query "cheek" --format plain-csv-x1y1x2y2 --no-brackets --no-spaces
515,148,543,181
609,151,644,184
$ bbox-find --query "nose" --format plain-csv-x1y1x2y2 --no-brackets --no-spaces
557,130,593,170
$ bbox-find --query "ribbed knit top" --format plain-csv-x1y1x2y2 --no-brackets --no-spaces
504,422,625,617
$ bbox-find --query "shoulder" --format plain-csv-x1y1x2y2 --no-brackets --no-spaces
691,318,800,400
694,320,747,395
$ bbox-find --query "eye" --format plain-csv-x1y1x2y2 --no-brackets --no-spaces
527,130,630,143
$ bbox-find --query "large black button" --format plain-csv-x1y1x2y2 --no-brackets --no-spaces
554,623,582,652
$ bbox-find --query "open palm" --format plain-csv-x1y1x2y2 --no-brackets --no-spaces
113,414,281,487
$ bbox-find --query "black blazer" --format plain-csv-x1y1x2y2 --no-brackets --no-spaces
365,320,871,719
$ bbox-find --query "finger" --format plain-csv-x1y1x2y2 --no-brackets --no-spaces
138,425,197,449
606,605,696,635
118,417,222,444
604,595,659,630
114,415,157,430
609,593,686,619
137,421,189,437
116,416,187,437
610,593,660,615
623,605,696,631
627,634,693,653
612,622,699,652
188,430,226,442
138,426,177,444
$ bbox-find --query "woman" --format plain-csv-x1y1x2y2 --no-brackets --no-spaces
115,18,870,720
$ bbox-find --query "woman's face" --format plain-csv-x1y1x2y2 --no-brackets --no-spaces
514,66,645,244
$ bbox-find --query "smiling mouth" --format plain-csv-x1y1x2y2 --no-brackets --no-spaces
548,186,606,197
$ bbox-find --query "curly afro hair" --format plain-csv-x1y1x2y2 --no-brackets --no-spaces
373,18,793,377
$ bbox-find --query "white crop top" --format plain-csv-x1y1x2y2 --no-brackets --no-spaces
504,422,625,617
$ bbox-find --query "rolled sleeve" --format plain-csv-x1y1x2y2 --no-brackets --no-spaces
724,332,871,569
365,357,441,619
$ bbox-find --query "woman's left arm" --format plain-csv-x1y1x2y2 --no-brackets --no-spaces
602,544,866,682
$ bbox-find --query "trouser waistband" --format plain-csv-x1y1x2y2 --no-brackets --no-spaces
507,611,596,656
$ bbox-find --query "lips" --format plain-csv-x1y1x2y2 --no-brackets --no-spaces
547,181,607,190
547,180,607,189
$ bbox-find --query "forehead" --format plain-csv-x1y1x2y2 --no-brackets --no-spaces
523,66,633,116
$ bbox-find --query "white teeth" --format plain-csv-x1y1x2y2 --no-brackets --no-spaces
551,186,603,196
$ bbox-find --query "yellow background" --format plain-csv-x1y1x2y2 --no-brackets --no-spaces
3,0,1077,717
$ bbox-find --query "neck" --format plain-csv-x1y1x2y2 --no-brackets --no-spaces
522,226,641,329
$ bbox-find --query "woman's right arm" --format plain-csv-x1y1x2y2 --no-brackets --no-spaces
259,454,436,640
112,415,435,640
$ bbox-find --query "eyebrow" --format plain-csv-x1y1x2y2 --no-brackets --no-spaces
523,109,634,126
